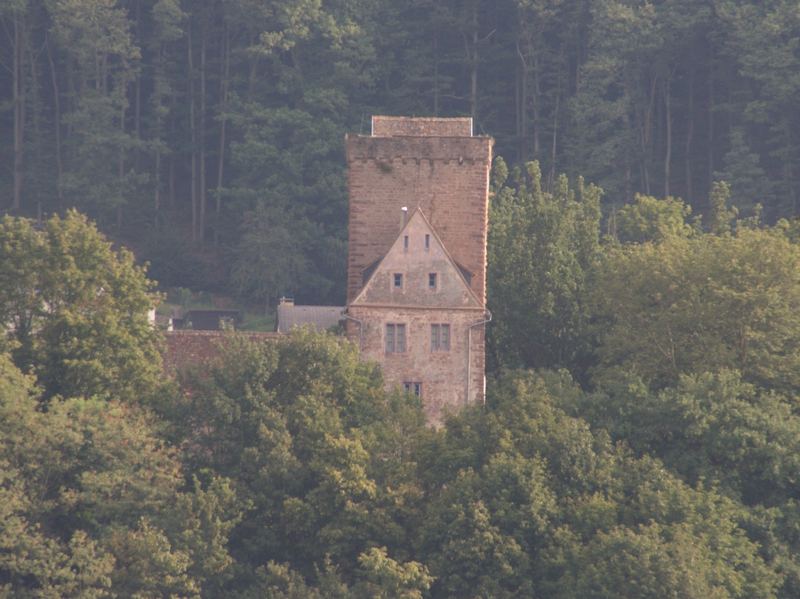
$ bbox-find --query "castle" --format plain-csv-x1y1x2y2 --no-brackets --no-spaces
165,116,494,425
344,116,493,423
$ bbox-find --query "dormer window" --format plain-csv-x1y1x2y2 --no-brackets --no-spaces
429,273,438,289
394,273,403,289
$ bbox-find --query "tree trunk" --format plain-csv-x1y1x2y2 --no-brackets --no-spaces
468,2,478,120
247,33,258,100
433,32,439,116
168,81,177,211
215,23,230,246
13,14,25,212
685,72,694,203
784,123,796,216
46,35,64,211
199,23,207,243
664,76,672,198
155,147,161,218
133,0,142,168
549,82,561,188
117,79,127,230
707,73,714,193
531,52,541,161
188,23,197,242
516,40,527,162
641,74,658,195
154,44,163,220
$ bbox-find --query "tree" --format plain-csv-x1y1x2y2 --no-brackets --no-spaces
0,350,239,597
0,211,162,403
615,194,694,243
50,0,144,227
488,159,601,373
707,180,737,235
590,226,800,390
164,330,429,594
414,369,781,598
715,128,772,217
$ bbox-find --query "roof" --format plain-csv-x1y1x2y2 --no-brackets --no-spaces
276,304,345,333
163,330,281,373
182,309,243,331
351,208,482,309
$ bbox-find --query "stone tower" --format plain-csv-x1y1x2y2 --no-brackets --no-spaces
345,116,493,424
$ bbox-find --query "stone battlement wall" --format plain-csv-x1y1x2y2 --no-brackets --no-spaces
371,115,473,137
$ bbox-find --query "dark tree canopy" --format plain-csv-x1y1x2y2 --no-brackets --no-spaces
2,0,800,305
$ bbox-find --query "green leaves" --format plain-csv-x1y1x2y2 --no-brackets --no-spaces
591,228,800,390
0,211,162,403
488,159,602,372
0,351,239,597
615,194,695,243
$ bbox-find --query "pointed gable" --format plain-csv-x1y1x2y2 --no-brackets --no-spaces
351,209,482,309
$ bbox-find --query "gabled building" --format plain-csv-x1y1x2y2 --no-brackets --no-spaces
345,116,493,424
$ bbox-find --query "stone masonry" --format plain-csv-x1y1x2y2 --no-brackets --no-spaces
345,116,493,424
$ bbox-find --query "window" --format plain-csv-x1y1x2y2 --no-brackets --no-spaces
403,381,423,397
393,273,403,289
385,323,406,353
424,234,430,251
403,235,409,252
428,272,438,289
431,323,450,351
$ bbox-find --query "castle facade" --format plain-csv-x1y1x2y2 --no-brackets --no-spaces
345,116,493,423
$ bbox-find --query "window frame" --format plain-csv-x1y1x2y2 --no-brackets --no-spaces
431,323,450,352
386,323,407,353
403,381,423,397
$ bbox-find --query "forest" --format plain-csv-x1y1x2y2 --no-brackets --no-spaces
2,0,800,306
3,0,800,597
3,166,800,597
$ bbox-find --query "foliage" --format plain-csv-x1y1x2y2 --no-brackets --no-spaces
413,370,780,598
615,194,695,243
162,329,430,594
590,227,800,390
3,0,800,310
0,211,163,403
488,159,601,373
0,351,238,597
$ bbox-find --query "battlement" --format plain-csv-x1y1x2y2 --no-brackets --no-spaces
371,116,473,137
346,134,492,164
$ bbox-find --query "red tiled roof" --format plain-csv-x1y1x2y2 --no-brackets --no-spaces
163,330,282,373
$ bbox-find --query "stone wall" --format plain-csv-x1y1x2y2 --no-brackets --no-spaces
347,306,487,425
345,116,493,423
345,134,493,304
371,115,473,137
352,210,480,309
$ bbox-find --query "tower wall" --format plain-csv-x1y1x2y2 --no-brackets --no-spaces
345,121,493,305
